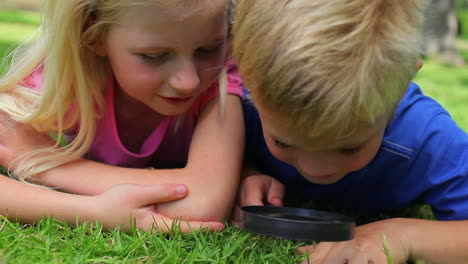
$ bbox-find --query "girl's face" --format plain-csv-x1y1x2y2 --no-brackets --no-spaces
98,1,228,116
258,106,386,185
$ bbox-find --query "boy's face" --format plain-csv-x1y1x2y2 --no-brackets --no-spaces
258,106,387,184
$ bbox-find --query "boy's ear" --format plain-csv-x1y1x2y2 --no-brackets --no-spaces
417,60,423,71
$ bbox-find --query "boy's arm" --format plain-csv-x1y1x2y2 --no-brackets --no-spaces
300,218,468,263
406,219,468,263
0,175,222,232
36,95,244,222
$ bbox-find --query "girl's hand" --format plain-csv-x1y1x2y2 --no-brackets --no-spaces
93,183,225,232
299,218,411,264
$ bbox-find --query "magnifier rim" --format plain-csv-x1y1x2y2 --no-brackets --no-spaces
239,205,355,242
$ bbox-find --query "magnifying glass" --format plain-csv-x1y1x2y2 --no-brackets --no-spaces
238,206,355,242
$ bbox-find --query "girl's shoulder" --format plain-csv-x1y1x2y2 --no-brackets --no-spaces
20,66,44,92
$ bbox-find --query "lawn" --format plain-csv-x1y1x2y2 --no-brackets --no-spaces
1,8,468,264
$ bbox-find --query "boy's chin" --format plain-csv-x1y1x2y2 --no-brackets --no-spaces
301,173,346,185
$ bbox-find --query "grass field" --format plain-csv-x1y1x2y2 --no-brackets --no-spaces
0,8,467,264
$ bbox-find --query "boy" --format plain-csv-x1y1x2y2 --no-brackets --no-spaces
233,0,468,263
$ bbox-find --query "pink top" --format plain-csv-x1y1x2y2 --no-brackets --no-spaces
24,63,243,168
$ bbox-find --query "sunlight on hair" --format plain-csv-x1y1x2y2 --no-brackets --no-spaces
234,0,427,139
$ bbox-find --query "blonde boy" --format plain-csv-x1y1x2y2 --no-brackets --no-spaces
234,0,468,263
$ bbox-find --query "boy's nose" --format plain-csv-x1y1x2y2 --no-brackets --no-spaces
295,152,332,179
168,59,200,95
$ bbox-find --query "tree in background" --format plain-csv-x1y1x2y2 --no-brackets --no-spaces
423,0,465,65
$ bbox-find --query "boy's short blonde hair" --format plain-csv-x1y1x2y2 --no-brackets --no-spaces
234,0,427,139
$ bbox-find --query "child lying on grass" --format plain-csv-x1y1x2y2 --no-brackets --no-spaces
233,0,468,263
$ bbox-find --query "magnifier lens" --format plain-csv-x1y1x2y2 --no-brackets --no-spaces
261,213,328,222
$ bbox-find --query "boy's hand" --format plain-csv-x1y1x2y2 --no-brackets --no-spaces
231,173,285,224
299,218,411,264
239,174,285,207
93,183,225,232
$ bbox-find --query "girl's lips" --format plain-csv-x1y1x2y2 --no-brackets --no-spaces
159,96,193,104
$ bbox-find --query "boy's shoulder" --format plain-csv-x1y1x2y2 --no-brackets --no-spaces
372,82,468,220
382,82,463,156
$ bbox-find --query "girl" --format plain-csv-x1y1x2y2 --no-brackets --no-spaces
0,0,243,232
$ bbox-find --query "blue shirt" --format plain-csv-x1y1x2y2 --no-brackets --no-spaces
243,82,468,220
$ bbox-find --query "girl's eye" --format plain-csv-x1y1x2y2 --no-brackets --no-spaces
198,42,224,54
339,146,362,155
139,53,168,62
273,139,290,149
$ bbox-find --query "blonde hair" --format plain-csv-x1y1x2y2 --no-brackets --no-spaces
234,0,427,139
0,0,233,182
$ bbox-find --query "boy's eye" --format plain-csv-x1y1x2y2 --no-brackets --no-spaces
338,146,362,155
273,139,290,149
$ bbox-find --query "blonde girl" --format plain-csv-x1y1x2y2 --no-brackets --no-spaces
0,0,243,232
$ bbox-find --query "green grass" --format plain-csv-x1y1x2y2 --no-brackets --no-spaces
414,55,468,130
0,217,306,264
457,2,468,40
0,9,40,25
0,9,39,73
1,8,467,264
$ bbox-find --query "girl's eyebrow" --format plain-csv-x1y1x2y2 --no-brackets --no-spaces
130,36,226,51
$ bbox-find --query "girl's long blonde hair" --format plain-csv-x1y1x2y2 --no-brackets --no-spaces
0,0,234,182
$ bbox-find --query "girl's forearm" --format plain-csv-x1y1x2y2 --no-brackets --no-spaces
36,159,185,194
0,175,96,224
36,154,238,222
38,158,237,222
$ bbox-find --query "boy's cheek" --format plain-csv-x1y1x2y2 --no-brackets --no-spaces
264,141,294,165
344,147,381,173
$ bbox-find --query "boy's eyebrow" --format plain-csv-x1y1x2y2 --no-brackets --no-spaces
271,132,371,151
326,133,374,149
334,139,368,149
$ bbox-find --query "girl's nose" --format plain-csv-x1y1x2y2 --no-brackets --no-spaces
168,59,200,95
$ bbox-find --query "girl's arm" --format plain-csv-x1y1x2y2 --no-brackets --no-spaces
0,175,222,232
37,95,244,222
